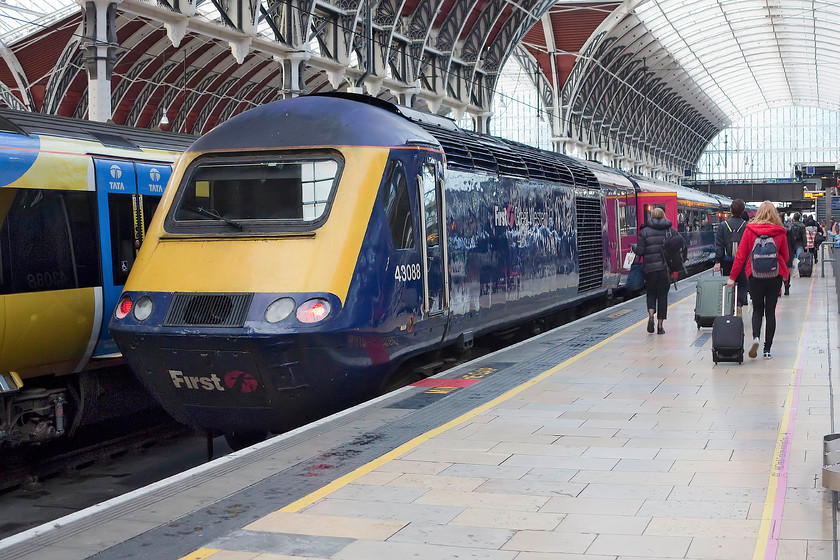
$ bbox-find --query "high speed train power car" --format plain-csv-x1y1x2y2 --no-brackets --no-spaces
0,108,194,445
109,93,730,448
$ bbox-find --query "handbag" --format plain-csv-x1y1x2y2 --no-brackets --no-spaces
622,251,636,270
625,261,645,291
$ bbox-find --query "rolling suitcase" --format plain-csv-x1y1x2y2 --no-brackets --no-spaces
712,284,743,364
694,274,732,328
798,251,813,277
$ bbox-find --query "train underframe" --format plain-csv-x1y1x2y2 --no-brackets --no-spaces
0,365,159,447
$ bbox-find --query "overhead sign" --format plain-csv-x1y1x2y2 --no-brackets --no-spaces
804,191,825,198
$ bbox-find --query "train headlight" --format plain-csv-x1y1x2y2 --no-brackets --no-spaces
133,296,154,321
296,299,331,323
115,295,132,319
265,297,295,323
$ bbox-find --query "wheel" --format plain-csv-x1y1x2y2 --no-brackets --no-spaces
224,430,268,451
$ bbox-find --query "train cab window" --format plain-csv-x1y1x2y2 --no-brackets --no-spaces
380,160,414,250
0,189,98,294
168,157,340,232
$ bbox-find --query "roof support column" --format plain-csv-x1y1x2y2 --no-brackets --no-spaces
280,52,308,98
472,111,491,135
79,0,122,122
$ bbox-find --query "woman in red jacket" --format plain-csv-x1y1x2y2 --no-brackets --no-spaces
727,201,789,359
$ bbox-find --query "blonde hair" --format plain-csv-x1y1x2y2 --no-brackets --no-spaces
751,201,782,227
651,207,666,220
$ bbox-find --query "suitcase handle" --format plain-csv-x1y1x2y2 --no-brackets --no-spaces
721,283,737,316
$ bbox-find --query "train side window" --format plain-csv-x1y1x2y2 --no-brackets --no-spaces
421,164,439,250
625,203,637,235
0,189,98,294
677,210,687,232
380,160,414,250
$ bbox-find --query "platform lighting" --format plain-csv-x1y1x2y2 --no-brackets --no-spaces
159,108,169,127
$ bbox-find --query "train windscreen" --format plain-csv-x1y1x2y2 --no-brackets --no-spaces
167,156,340,233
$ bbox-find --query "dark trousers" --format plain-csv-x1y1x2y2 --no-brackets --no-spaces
721,262,749,306
748,275,783,352
645,269,670,320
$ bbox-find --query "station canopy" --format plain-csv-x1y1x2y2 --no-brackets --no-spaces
1,0,839,177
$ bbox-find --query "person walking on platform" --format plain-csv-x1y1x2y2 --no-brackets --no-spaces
714,198,748,314
789,212,806,262
804,215,822,263
727,201,789,360
781,212,796,295
633,207,684,335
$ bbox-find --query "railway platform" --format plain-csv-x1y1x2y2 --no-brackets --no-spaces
2,266,838,560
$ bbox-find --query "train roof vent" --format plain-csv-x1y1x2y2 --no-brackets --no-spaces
164,293,253,328
420,126,476,170
477,139,529,177
498,139,569,182
89,131,141,151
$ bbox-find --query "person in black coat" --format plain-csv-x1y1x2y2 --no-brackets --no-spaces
714,198,748,312
633,207,682,334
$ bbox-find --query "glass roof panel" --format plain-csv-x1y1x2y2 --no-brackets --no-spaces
0,0,77,43
634,0,840,120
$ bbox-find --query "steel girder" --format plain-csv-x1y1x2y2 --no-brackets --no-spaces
95,0,559,123
556,10,729,175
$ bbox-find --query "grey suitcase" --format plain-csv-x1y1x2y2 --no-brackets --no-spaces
695,274,732,328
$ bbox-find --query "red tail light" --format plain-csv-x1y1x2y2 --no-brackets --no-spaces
296,299,331,323
115,295,133,319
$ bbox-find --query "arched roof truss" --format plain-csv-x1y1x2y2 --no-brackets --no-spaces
3,0,840,181
0,0,565,129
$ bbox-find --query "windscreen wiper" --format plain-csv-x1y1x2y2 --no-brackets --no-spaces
183,204,243,230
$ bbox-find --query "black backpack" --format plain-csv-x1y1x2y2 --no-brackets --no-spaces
661,228,686,274
787,222,802,246
724,219,745,260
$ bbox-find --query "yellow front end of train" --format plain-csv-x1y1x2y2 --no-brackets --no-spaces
124,147,387,299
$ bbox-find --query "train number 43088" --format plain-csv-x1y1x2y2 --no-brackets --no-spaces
395,263,421,282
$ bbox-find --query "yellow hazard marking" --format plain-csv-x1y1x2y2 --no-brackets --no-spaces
607,308,633,318
178,548,219,560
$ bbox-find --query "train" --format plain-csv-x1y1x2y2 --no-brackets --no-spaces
0,108,195,445
108,93,733,449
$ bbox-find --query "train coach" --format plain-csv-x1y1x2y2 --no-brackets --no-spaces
109,93,729,449
0,109,194,445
